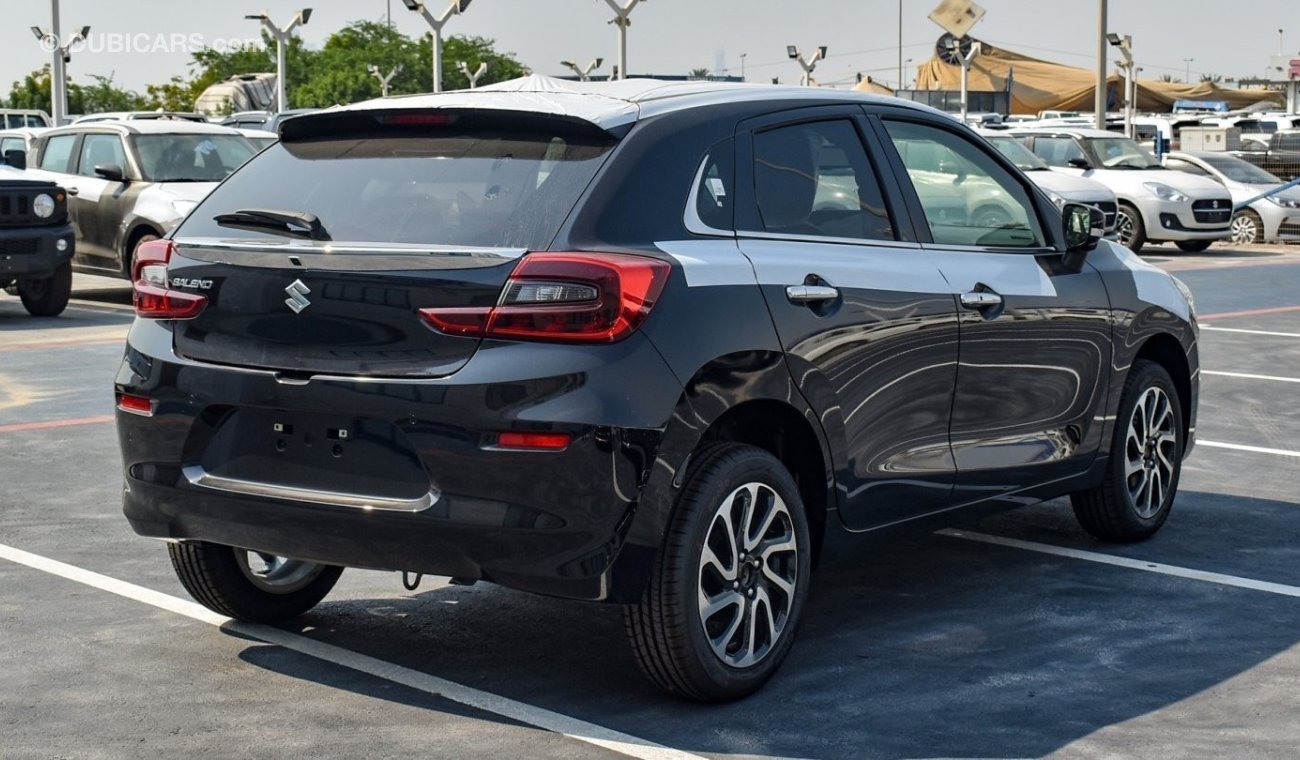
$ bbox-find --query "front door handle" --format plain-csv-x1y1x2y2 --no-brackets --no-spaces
786,284,840,304
66,187,79,196
960,290,1003,310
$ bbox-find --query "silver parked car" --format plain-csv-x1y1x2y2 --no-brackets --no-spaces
27,121,255,278
1163,151,1300,245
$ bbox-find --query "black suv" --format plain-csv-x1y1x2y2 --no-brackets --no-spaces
116,81,1199,701
0,152,74,316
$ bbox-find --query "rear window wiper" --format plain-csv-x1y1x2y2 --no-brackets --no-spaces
214,208,332,241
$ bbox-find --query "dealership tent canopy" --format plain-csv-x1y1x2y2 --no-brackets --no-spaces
915,41,1282,114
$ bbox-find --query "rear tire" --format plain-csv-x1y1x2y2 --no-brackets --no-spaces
624,443,812,702
168,541,342,623
1229,210,1264,245
1175,240,1212,252
1115,203,1147,253
1071,360,1184,542
19,262,71,317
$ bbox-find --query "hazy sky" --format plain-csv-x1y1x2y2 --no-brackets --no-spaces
4,0,1298,99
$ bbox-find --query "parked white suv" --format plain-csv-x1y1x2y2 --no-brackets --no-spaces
1011,127,1232,252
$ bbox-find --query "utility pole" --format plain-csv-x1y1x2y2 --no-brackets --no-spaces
368,63,402,97
603,0,645,80
245,9,312,113
457,61,487,88
1095,0,1108,130
788,45,828,87
402,0,474,93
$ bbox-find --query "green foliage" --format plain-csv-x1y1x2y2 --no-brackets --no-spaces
3,23,528,115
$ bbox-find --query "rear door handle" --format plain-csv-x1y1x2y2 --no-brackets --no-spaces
786,285,840,304
960,290,1003,309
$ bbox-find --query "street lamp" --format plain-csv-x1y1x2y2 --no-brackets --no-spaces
457,61,487,88
1183,57,1194,83
1108,33,1135,138
402,0,474,93
245,8,312,113
368,63,402,97
30,1,89,125
788,45,828,87
604,0,646,81
560,58,604,82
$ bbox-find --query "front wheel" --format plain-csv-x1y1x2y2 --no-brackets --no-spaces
168,541,343,622
1071,360,1184,542
1175,240,1212,252
624,443,812,701
1230,210,1264,245
19,262,72,317
1115,203,1147,253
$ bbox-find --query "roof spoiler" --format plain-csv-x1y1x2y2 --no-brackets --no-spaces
278,108,623,144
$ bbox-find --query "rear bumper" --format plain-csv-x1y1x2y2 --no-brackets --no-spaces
116,318,683,602
0,223,74,279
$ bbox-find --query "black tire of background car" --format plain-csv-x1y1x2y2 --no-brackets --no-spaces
1071,360,1184,542
19,262,72,317
168,541,343,623
1175,240,1212,252
623,442,812,702
1232,209,1265,245
128,233,160,279
1118,202,1147,253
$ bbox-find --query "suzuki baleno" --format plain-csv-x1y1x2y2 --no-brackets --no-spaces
116,78,1199,701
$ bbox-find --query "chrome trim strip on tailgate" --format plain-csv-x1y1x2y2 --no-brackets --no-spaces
182,465,439,512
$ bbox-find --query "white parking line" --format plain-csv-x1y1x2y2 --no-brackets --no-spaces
937,529,1300,599
1202,370,1300,384
1197,440,1300,459
1201,326,1300,339
0,542,705,760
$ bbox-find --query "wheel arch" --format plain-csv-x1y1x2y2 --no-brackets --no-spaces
1133,332,1193,444
121,222,163,278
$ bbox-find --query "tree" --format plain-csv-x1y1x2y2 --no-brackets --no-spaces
414,33,529,92
1158,74,1182,83
2,66,146,115
688,67,712,79
1199,73,1224,84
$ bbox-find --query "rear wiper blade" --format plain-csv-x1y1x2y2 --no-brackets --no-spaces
214,208,332,241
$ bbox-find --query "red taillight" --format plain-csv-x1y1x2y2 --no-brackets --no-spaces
116,392,154,416
132,239,207,320
418,253,670,344
496,432,572,451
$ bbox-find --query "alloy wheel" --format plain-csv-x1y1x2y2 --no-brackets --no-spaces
696,481,799,669
1115,210,1136,247
234,550,327,594
1229,213,1258,245
1124,386,1178,518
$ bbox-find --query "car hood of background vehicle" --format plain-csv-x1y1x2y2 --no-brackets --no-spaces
1025,170,1114,202
1088,167,1229,199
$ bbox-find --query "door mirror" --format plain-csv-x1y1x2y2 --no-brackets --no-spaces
3,149,27,171
93,163,126,182
1062,202,1104,271
1066,157,1092,170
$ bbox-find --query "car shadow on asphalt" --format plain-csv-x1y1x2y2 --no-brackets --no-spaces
218,489,1300,758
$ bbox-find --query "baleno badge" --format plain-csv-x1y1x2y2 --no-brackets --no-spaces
285,279,311,313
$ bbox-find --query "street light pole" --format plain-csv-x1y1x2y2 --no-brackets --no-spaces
1108,33,1133,138
403,0,474,93
603,0,645,81
246,9,312,113
368,64,402,97
560,58,604,82
897,0,903,95
1095,0,1107,130
958,42,981,122
740,53,747,82
457,61,487,88
787,45,828,87
31,1,89,125
1184,57,1193,83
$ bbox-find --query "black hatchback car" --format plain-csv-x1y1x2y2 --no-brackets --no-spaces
116,79,1199,701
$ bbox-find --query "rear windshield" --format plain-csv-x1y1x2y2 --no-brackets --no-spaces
177,129,615,250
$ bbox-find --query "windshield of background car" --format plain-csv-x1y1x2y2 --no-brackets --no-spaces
1085,137,1160,169
1199,154,1282,184
132,134,255,182
176,130,615,249
987,136,1048,170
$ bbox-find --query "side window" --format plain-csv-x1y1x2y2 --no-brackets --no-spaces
1,137,23,155
691,139,734,231
883,120,1044,249
1030,136,1087,167
78,134,128,177
1278,134,1300,152
39,134,77,173
751,120,894,241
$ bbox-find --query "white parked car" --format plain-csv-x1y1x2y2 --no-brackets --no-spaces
1011,127,1233,252
1163,151,1300,244
981,131,1118,230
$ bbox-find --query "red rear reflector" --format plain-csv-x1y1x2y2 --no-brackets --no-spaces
132,239,207,320
418,252,670,344
380,113,457,126
116,392,154,416
496,432,572,451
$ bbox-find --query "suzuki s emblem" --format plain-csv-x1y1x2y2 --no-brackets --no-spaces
284,279,311,314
